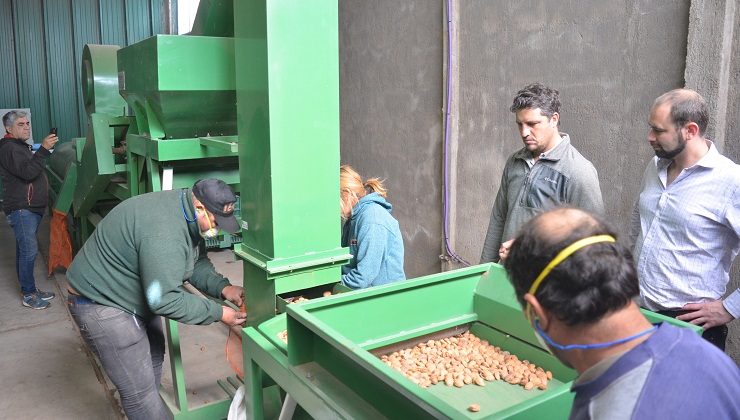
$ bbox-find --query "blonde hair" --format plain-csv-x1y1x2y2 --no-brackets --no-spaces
340,165,387,199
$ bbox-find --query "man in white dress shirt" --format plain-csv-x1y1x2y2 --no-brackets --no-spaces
631,88,740,351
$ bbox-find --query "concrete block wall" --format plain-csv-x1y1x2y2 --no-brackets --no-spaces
339,0,444,277
339,0,740,362
685,0,740,362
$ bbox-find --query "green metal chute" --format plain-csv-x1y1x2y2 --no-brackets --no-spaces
188,0,234,37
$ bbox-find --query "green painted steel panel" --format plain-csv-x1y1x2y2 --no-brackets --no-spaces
126,135,238,161
72,0,102,134
241,266,577,419
0,0,172,143
235,0,342,259
44,1,80,143
82,45,126,116
190,0,234,37
118,35,237,139
99,0,126,46
13,0,52,138
126,0,153,45
74,113,118,215
0,0,19,107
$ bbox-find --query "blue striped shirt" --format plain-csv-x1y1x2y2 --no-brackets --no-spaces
631,142,740,317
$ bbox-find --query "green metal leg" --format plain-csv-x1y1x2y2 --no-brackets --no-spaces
80,214,92,244
126,151,147,197
244,263,276,327
165,319,188,411
162,319,234,420
126,151,139,196
147,158,161,192
244,331,283,420
247,358,265,420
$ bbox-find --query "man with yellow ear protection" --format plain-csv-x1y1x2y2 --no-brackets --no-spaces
65,178,246,420
503,207,740,420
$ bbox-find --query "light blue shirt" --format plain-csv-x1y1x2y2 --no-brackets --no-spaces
631,141,740,317
341,193,405,289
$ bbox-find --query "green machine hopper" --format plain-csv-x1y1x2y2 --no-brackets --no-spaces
117,34,240,197
47,35,242,247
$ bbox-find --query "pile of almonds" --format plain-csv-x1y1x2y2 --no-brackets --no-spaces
277,292,333,344
286,296,310,304
380,331,551,390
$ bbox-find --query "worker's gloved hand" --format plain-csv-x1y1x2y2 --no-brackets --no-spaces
221,285,244,307
221,306,247,326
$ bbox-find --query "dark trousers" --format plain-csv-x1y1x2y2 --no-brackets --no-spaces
657,310,729,351
6,209,42,295
68,295,168,420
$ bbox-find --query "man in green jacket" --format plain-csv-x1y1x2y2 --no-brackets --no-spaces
66,179,246,420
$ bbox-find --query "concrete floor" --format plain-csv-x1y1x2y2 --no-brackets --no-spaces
0,213,244,419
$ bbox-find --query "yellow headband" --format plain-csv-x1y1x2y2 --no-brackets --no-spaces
525,234,616,321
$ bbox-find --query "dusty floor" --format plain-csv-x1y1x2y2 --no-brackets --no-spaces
0,213,243,419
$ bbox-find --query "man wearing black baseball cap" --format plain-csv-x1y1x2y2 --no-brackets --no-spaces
65,178,245,419
192,178,240,236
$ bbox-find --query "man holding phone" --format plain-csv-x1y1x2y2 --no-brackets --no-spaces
0,110,58,309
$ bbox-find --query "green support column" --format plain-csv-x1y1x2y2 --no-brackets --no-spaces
234,0,350,326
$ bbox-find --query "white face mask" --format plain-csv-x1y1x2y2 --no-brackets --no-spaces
199,227,219,240
197,207,219,240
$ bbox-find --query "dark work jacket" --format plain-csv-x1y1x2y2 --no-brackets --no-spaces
0,137,51,215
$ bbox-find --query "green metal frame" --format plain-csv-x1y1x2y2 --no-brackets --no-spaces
235,0,349,327
244,263,706,419
160,319,234,420
244,265,576,419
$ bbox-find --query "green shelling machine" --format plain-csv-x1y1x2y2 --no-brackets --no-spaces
45,2,244,418
47,27,240,250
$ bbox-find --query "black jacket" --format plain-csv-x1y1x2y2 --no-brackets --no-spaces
0,137,51,215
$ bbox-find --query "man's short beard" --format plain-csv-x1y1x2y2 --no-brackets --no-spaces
654,131,686,159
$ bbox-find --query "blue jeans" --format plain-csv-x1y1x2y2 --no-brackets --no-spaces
68,296,168,420
7,209,43,295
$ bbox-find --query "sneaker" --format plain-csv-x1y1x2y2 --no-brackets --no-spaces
22,293,50,310
35,289,55,301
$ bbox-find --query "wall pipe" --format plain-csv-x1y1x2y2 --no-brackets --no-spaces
442,0,469,266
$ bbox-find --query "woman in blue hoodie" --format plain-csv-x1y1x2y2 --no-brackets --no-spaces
340,165,406,289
